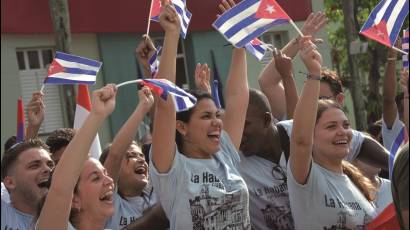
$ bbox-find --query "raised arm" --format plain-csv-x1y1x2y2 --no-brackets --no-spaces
400,69,409,132
194,63,212,94
26,91,45,139
356,135,389,171
37,84,117,229
383,47,399,128
104,87,154,182
151,3,181,173
274,50,299,119
136,35,157,78
290,40,323,185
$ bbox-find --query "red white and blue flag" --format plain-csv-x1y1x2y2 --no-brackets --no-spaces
45,52,102,85
16,98,25,142
150,0,192,39
388,126,408,178
213,0,290,48
74,84,102,159
360,0,409,48
245,38,269,61
141,78,196,112
149,46,162,78
403,28,409,68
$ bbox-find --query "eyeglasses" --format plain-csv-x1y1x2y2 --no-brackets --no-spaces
272,164,287,184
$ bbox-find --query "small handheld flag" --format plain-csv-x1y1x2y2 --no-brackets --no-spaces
403,28,409,69
360,0,409,51
244,38,270,61
149,46,162,78
41,52,102,92
213,0,291,48
388,126,408,178
16,98,25,142
74,84,102,159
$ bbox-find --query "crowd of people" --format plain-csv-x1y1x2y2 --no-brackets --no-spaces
1,0,409,229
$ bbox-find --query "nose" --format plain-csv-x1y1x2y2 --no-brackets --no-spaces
103,174,114,187
211,116,222,128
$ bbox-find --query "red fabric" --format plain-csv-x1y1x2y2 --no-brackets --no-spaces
2,0,311,34
77,84,91,111
365,203,400,230
360,20,391,47
47,60,65,76
256,0,291,20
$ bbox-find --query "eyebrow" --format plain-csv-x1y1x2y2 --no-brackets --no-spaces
87,171,100,180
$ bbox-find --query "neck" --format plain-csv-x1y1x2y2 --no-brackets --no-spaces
75,213,106,230
257,125,282,164
313,154,344,174
10,194,36,216
182,142,212,159
118,183,144,197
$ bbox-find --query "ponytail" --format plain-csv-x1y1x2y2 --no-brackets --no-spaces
342,161,376,202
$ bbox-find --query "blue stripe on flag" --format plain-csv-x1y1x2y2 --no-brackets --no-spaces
361,0,389,31
224,14,260,38
236,20,287,47
388,1,410,44
64,67,98,76
389,126,406,178
213,0,259,28
56,52,102,68
44,77,96,85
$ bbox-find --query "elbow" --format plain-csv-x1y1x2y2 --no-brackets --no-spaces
291,135,313,149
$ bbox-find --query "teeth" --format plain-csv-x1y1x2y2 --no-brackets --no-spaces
335,140,348,144
100,191,113,201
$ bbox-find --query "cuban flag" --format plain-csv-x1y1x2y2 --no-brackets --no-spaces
45,52,102,85
403,28,409,68
16,98,25,142
141,78,197,112
245,38,269,61
388,126,408,178
213,0,290,48
149,0,192,39
360,0,409,48
149,46,162,78
74,84,102,159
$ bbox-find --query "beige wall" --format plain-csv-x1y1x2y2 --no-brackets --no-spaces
1,34,112,155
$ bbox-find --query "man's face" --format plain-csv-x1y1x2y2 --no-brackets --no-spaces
320,82,344,105
7,148,54,205
240,106,269,156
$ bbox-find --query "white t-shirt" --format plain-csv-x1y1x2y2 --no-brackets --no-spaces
1,199,34,230
287,161,376,230
374,177,393,215
239,152,294,230
105,186,158,229
1,182,10,203
382,113,406,151
277,120,364,162
149,131,251,230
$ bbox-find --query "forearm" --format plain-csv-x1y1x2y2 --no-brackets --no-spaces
157,31,179,83
25,124,41,139
281,37,300,59
105,105,149,181
282,74,299,119
383,59,398,126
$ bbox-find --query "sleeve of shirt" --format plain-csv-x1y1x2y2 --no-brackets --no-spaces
382,113,404,151
345,130,365,162
277,119,293,137
149,146,186,216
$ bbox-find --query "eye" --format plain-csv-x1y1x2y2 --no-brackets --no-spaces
326,124,336,129
202,114,212,119
29,163,39,169
93,175,101,182
343,122,350,129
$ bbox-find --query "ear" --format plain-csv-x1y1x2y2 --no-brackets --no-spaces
176,120,188,136
263,112,273,128
3,176,16,191
336,93,344,105
71,194,82,210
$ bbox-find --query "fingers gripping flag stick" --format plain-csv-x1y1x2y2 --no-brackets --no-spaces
213,0,293,48
74,84,102,159
149,46,162,78
403,28,409,69
360,0,409,54
16,98,25,142
41,52,102,92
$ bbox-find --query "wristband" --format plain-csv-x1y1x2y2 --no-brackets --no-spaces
307,73,322,81
387,58,397,61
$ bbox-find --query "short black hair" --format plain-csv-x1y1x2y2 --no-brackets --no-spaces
1,139,49,181
4,135,17,152
248,88,272,115
320,69,343,96
46,128,76,154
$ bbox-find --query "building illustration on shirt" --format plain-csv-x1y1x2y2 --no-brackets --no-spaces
323,210,372,230
261,203,293,230
189,184,248,230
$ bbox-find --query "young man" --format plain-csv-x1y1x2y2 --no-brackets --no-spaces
1,139,54,229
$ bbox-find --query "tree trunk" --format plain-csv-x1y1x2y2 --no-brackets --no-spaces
342,0,368,131
367,46,383,124
49,0,76,126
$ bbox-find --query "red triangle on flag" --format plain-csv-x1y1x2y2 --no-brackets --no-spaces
250,38,262,45
255,0,291,20
47,59,65,76
360,20,391,47
77,84,92,111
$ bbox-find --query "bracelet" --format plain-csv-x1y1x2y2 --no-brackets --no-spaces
307,73,322,81
387,58,397,61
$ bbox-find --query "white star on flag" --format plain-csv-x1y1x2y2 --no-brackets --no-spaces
265,5,275,14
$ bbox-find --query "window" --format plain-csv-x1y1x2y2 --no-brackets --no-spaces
260,31,289,65
151,37,190,90
16,48,65,134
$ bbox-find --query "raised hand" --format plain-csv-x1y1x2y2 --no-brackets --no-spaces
159,2,181,34
299,37,322,75
138,86,155,112
218,0,236,15
91,84,117,118
194,63,211,94
136,35,157,74
27,91,45,127
274,49,293,78
301,12,327,36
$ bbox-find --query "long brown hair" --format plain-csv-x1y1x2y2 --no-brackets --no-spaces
316,99,376,202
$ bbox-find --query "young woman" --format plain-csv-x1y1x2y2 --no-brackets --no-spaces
99,87,168,229
149,2,250,229
36,84,117,230
287,41,377,229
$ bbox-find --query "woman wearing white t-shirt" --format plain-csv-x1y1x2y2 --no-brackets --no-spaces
149,2,250,230
287,39,377,230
